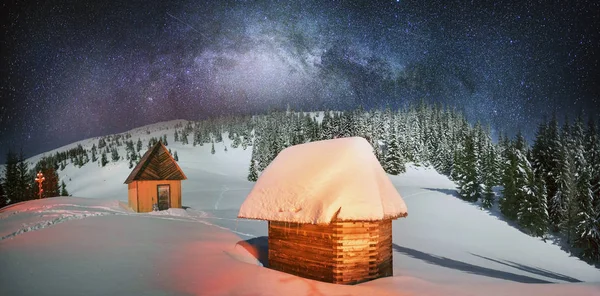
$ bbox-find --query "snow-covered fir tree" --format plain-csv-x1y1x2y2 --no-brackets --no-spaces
232,134,241,148
101,152,108,167
91,144,98,162
320,110,333,140
455,131,480,202
481,142,497,209
247,150,258,182
516,150,548,238
553,120,576,240
60,180,69,196
384,126,405,175
546,114,563,231
585,117,600,208
500,136,520,220
111,148,120,162
181,131,189,145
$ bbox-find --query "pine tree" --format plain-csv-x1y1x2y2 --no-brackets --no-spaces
552,120,575,237
321,111,334,140
111,148,120,162
101,152,108,167
15,151,32,203
242,130,251,150
232,135,241,148
481,142,497,209
384,128,405,175
2,151,19,204
136,138,142,152
247,155,258,182
516,154,548,238
0,182,6,206
182,132,189,145
501,132,532,221
338,111,354,138
174,130,179,142
456,132,480,202
60,181,69,196
546,114,562,230
91,144,98,162
584,117,600,212
500,139,519,220
211,141,216,155
174,151,179,161
531,119,549,182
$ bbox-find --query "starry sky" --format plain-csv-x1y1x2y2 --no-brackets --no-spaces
1,0,599,163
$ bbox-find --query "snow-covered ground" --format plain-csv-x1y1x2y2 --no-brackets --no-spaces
1,120,599,295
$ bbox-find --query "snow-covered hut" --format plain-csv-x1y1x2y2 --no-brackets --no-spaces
238,137,408,285
124,141,187,212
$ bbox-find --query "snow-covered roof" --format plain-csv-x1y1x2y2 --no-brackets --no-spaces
238,137,408,224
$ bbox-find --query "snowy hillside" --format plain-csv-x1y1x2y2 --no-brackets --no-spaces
1,120,599,295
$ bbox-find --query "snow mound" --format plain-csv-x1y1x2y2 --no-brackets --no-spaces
238,137,408,224
148,208,189,217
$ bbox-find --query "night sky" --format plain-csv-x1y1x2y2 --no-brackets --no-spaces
1,0,599,163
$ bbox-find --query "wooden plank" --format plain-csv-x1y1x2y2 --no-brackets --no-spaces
335,239,373,247
333,257,377,265
270,237,333,250
269,228,335,240
270,262,333,282
271,257,336,270
271,259,334,272
270,246,335,259
332,233,375,239
270,222,334,232
332,227,378,234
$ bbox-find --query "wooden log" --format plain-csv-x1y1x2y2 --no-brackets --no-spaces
270,236,333,250
332,233,375,239
270,228,335,240
271,258,335,276
270,246,334,260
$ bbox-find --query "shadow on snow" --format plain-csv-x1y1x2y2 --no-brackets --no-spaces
237,236,269,267
470,253,581,283
237,236,573,284
421,187,600,269
392,244,555,283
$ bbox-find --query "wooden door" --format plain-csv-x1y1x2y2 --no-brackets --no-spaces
157,184,170,210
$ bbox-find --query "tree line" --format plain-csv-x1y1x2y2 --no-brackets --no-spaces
1,103,597,263
244,104,599,263
1,150,69,206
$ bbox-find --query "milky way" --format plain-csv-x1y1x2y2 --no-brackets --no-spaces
1,0,599,162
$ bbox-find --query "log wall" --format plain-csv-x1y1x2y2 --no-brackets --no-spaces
268,219,393,285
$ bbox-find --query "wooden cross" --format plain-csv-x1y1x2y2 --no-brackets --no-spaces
35,171,45,199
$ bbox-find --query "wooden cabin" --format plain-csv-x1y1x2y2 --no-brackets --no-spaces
124,141,186,212
238,137,408,285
